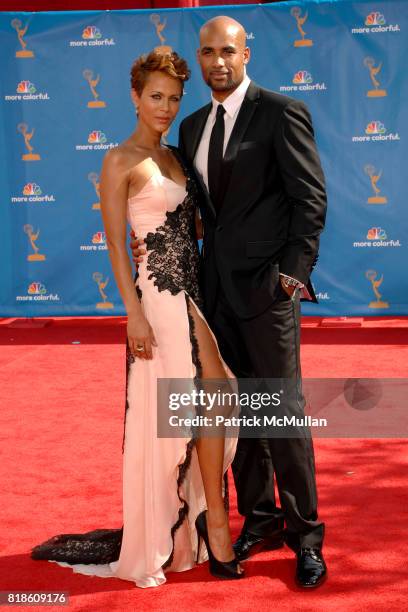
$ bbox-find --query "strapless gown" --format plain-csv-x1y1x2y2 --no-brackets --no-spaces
30,149,237,588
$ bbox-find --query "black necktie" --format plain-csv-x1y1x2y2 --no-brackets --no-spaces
207,104,226,210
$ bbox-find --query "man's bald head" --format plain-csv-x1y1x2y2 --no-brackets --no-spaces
199,16,247,48
197,15,250,100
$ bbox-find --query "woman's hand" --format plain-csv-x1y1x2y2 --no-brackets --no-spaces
127,311,157,360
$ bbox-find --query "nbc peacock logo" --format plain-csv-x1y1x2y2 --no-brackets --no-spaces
28,282,46,295
366,228,401,248
23,182,41,195
366,12,386,26
293,70,312,84
70,25,115,47
351,11,399,34
82,26,101,40
15,281,60,302
353,228,401,249
17,80,36,93
10,182,55,204
92,231,106,244
352,120,400,142
80,231,108,251
5,81,50,102
88,130,106,144
76,130,117,151
280,70,326,93
367,227,387,240
366,121,386,135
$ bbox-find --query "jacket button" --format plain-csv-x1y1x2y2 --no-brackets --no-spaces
216,225,223,232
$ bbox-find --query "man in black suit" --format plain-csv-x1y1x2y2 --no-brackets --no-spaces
132,16,327,587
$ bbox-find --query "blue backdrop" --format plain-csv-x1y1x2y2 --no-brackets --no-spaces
0,0,406,317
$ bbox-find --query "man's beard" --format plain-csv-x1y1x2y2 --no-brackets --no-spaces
206,74,239,92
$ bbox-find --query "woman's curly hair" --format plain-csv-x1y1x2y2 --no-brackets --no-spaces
130,50,190,95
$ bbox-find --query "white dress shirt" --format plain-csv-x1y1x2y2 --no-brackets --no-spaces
193,73,309,298
194,73,251,190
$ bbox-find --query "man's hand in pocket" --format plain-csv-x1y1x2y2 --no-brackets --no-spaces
129,228,146,269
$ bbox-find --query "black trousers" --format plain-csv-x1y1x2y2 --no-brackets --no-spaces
207,280,325,551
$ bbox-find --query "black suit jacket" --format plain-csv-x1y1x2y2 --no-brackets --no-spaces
179,81,327,319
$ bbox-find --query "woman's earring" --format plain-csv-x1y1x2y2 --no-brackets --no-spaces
135,105,139,118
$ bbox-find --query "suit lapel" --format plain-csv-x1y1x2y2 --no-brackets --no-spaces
194,167,216,218
188,102,217,217
218,82,260,210
189,103,212,161
224,82,260,163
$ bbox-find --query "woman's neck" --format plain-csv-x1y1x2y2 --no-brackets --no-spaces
132,122,162,151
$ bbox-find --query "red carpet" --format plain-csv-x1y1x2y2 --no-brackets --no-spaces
1,316,407,611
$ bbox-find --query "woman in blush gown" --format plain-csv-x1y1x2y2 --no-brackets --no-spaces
31,51,243,587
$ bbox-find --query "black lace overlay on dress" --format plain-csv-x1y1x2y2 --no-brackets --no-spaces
31,528,123,564
162,438,195,570
185,294,203,380
144,150,204,312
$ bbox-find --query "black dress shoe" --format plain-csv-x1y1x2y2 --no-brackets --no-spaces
233,528,284,562
295,547,327,588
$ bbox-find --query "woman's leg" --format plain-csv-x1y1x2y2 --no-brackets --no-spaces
187,299,242,569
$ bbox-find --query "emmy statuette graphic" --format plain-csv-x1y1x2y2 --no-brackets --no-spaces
291,7,313,47
24,225,46,261
93,272,114,309
364,57,387,98
18,123,41,161
12,19,34,58
364,165,387,204
150,14,173,54
83,70,106,108
366,270,389,309
88,172,101,209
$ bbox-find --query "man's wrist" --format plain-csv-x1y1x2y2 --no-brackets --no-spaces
279,273,304,289
279,273,313,300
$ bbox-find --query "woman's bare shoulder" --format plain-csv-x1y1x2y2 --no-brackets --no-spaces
103,141,150,176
